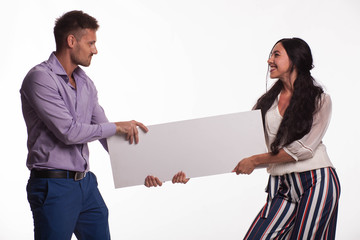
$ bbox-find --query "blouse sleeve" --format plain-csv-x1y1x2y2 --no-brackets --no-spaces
283,94,332,161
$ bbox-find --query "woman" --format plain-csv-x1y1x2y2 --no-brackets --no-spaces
232,38,340,239
146,37,340,239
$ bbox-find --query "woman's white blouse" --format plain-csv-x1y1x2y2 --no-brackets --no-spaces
265,93,334,176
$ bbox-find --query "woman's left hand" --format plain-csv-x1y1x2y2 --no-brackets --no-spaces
232,156,257,175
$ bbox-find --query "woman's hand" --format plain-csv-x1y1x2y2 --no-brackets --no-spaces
144,175,163,187
172,171,190,184
232,156,257,175
232,151,295,175
144,171,190,188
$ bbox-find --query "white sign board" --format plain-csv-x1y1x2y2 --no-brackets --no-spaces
107,110,267,188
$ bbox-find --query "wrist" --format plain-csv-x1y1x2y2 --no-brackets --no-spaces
114,122,123,134
252,153,269,167
252,155,260,167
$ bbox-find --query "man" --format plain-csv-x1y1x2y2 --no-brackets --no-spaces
20,10,148,239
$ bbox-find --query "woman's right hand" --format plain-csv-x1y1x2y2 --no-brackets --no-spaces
172,171,190,184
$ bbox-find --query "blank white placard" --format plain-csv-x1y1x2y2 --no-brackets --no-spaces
107,110,267,188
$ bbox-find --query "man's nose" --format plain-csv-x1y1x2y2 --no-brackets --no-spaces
92,45,98,54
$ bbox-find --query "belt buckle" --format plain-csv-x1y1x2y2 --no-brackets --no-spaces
74,171,86,181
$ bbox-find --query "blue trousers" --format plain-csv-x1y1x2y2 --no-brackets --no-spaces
27,171,110,240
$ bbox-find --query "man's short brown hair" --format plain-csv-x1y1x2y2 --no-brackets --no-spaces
54,10,99,51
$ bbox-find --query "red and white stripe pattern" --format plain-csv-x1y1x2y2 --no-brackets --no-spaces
244,167,340,240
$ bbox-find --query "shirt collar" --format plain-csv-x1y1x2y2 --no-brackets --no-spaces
47,52,67,76
47,52,87,83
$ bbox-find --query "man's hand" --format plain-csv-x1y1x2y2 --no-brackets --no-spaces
144,175,163,187
115,120,148,144
144,171,190,188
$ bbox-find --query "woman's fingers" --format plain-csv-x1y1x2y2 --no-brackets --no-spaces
172,171,190,184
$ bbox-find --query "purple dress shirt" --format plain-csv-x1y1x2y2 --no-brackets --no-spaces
20,53,116,172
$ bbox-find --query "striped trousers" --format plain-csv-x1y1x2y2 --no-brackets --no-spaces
244,167,340,240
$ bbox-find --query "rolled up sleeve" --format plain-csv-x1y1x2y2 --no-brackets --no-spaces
283,94,332,161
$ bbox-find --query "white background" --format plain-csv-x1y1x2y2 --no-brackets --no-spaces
1,0,359,239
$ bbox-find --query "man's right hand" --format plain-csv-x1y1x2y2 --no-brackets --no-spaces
115,120,148,144
144,175,163,187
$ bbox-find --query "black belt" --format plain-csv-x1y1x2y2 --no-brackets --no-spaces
31,169,87,181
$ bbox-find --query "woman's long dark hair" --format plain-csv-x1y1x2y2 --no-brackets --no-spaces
254,38,324,154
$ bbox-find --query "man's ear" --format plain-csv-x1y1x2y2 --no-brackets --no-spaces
67,34,77,48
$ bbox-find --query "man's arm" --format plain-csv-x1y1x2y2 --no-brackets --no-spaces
21,70,116,145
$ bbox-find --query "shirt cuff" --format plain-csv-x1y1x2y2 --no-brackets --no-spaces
100,122,117,138
283,147,299,161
